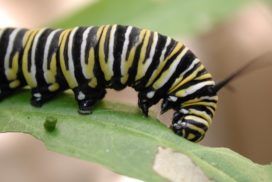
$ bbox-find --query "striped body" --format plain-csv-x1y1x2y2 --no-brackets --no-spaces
0,25,218,142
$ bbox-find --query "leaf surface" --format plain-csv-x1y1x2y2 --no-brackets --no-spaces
0,90,271,181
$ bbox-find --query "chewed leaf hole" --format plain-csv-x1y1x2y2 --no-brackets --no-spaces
153,147,211,182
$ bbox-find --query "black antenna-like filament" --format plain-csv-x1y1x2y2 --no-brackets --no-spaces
213,51,272,93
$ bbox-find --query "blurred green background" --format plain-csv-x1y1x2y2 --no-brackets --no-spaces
0,0,272,181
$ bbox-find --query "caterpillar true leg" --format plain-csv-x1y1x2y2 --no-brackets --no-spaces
137,89,162,117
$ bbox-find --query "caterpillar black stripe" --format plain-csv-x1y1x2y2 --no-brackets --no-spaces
0,25,226,142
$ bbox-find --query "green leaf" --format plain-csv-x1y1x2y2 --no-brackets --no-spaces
0,90,271,182
52,0,250,36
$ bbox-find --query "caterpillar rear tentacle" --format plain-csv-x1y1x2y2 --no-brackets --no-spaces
0,25,220,142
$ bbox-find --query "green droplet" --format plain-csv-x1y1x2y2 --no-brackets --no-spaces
44,116,57,132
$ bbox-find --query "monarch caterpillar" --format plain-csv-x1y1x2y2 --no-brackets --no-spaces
0,25,255,142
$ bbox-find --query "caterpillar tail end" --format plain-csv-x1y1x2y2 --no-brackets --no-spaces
0,88,11,101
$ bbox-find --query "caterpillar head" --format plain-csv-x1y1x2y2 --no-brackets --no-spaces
171,109,210,142
162,86,218,142
166,52,268,142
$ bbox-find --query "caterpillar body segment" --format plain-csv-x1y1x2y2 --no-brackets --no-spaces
0,25,219,142
0,28,28,99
